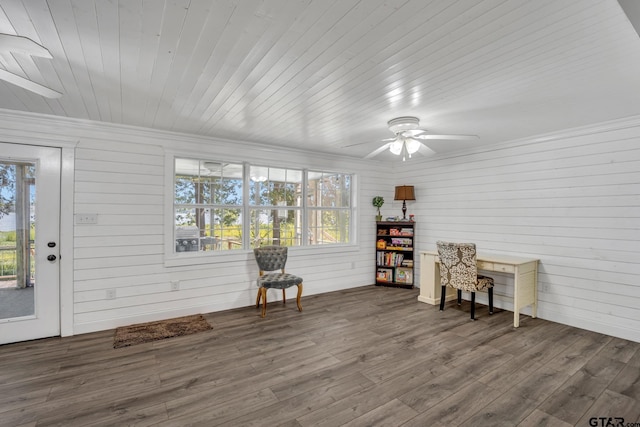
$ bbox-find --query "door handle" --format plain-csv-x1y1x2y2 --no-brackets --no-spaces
47,254,57,261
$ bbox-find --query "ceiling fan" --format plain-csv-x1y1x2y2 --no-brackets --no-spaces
364,116,478,161
0,33,61,98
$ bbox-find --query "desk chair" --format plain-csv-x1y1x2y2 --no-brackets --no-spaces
437,241,494,320
254,246,303,318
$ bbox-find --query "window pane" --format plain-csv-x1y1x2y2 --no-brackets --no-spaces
175,158,206,204
307,172,351,208
308,209,350,245
217,164,243,205
202,161,243,205
175,175,198,205
210,208,243,251
249,176,269,205
250,208,301,248
175,159,242,205
249,166,302,207
174,207,242,252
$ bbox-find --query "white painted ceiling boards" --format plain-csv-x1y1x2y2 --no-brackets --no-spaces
0,0,639,160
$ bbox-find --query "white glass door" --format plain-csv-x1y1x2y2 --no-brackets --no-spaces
0,143,61,344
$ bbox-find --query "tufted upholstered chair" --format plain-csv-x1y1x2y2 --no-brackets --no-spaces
437,241,494,320
254,246,303,318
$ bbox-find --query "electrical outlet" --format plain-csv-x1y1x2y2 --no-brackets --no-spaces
75,213,98,224
106,289,116,299
170,281,180,291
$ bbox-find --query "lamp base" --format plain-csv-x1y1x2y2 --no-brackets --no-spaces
402,200,407,220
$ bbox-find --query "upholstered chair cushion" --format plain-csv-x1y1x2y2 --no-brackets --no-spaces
257,273,303,289
254,246,288,272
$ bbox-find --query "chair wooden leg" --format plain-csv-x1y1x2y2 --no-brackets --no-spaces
296,283,303,312
282,288,286,305
457,289,463,305
439,286,447,311
256,288,262,308
260,287,267,318
470,292,476,320
488,287,494,314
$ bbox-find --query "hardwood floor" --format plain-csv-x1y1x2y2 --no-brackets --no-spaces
1,285,639,426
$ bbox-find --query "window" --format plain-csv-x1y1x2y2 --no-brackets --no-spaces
173,158,353,254
174,159,243,252
249,166,303,248
307,171,351,245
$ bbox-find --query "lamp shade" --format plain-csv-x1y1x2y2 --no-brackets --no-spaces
394,185,416,201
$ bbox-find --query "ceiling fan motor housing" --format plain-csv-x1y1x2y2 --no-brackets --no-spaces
387,116,420,134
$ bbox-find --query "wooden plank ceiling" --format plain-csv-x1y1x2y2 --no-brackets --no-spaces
0,0,639,160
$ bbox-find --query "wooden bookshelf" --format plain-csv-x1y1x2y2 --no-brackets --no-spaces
375,221,414,289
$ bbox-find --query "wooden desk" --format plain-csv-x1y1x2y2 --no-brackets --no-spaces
418,251,539,327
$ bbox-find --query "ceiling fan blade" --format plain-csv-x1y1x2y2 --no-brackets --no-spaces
342,136,397,148
364,143,392,159
0,34,60,98
413,133,478,140
0,69,62,98
342,139,387,148
418,142,436,156
0,33,52,58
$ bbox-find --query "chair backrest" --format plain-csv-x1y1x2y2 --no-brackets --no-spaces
436,241,479,292
254,246,288,272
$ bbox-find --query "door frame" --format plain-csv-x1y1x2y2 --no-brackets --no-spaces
0,135,75,337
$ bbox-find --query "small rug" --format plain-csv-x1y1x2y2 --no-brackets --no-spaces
113,314,212,348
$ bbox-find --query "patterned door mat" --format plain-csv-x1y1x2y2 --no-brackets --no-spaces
113,314,212,348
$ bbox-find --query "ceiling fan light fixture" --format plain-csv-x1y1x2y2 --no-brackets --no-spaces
365,115,475,160
389,139,403,155
406,138,421,154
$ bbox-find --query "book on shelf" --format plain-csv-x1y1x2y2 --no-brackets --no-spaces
377,251,404,266
395,267,413,283
400,228,414,236
376,268,393,282
391,237,412,246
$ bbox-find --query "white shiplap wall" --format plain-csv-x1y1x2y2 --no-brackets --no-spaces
394,117,640,343
2,109,639,342
71,131,387,333
0,110,386,335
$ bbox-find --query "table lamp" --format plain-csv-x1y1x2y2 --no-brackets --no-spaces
394,185,415,220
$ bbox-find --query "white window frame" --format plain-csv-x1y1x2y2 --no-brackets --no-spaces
164,154,356,267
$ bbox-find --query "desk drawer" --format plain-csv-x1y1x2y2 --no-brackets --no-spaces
477,261,493,271
493,263,515,273
477,261,515,273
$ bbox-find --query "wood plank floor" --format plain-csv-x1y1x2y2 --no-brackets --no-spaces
1,285,639,426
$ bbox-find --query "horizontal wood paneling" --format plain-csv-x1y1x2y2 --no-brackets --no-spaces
56,115,384,333
3,108,639,342
397,120,640,342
